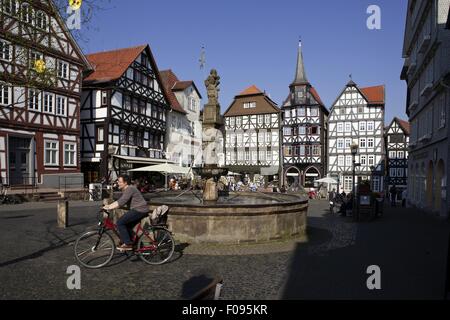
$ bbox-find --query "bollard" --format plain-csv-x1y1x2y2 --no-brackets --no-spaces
57,199,69,228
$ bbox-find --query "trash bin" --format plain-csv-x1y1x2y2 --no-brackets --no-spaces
88,183,102,201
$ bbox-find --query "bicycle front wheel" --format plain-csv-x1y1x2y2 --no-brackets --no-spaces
74,230,115,269
137,227,175,265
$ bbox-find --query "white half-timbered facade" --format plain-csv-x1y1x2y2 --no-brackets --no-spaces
385,118,410,194
0,0,92,187
281,41,329,188
160,70,202,168
328,81,386,193
80,45,170,183
224,85,281,181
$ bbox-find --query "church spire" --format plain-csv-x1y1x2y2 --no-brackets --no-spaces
292,40,309,86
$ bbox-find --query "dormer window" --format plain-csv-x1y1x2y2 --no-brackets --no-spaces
36,11,48,30
243,102,256,109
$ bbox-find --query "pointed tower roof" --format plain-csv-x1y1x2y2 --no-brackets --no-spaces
291,40,309,86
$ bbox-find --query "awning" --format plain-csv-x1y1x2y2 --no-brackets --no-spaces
113,155,175,165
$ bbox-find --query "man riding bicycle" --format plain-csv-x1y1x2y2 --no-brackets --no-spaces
103,174,149,252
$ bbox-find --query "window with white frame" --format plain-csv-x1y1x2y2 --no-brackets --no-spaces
237,151,243,161
297,107,306,116
237,133,243,145
337,139,344,149
367,121,374,131
367,138,374,148
28,89,40,111
310,107,318,117
337,123,343,133
397,168,404,177
360,138,366,148
312,145,320,156
338,156,344,166
101,91,108,105
283,127,292,136
30,51,43,69
2,0,18,16
259,150,266,162
345,122,351,132
389,151,396,159
229,117,235,127
345,138,352,148
243,102,256,109
245,151,250,161
58,61,69,79
284,110,290,119
368,155,375,166
64,143,76,166
265,132,271,144
372,176,380,192
56,96,67,116
0,84,10,106
0,40,12,61
344,176,352,190
397,151,405,159
299,125,306,135
257,114,263,125
236,117,242,127
390,168,397,177
359,121,366,132
258,132,265,144
44,140,58,166
291,108,296,118
35,10,48,30
360,155,367,165
264,114,270,124
345,156,352,167
43,92,54,113
21,2,33,24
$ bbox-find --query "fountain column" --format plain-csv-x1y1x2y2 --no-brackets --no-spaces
201,69,227,202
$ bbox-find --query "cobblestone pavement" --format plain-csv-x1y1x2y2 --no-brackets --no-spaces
0,200,448,299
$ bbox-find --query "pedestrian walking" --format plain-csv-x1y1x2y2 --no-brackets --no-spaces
390,185,398,207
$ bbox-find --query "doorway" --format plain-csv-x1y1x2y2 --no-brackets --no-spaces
8,137,32,185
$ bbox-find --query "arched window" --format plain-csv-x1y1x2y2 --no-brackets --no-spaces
21,3,33,24
36,11,48,30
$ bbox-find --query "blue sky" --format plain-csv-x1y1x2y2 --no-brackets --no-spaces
80,0,408,124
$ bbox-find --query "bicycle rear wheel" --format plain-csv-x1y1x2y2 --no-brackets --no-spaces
137,227,174,265
74,230,115,269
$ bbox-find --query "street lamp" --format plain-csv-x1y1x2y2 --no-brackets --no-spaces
350,143,359,220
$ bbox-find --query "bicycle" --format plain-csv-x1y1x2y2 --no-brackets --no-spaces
74,208,175,269
0,184,20,205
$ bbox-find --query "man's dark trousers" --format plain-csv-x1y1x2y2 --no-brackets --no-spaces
117,209,149,245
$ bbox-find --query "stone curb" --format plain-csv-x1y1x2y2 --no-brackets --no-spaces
177,235,308,256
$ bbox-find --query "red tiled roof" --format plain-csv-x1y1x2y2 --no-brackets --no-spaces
396,118,410,135
159,70,186,114
310,87,324,106
84,45,146,82
237,85,263,96
360,85,385,105
224,85,280,117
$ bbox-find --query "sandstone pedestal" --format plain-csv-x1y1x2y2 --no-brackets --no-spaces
57,200,69,228
203,178,219,202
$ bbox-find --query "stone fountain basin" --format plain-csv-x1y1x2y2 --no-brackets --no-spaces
144,191,308,244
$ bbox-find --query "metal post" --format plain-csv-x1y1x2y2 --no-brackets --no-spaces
352,154,357,221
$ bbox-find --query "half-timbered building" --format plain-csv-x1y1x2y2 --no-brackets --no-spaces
385,117,410,195
80,45,170,183
281,41,329,188
224,85,281,182
0,0,92,187
160,69,202,168
327,81,386,193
